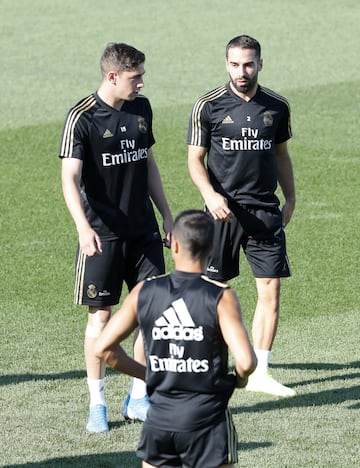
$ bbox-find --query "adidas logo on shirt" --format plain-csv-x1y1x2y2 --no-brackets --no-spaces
152,298,204,341
103,128,114,138
149,298,209,373
222,115,234,124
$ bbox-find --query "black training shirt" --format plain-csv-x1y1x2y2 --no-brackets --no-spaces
187,83,292,207
138,271,236,432
59,92,158,239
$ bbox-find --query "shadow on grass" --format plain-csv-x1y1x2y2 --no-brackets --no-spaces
238,441,272,451
1,451,138,467
271,361,360,371
0,368,120,387
2,362,358,387
2,446,273,468
2,363,359,414
234,383,360,414
232,361,360,414
271,360,360,392
2,444,273,468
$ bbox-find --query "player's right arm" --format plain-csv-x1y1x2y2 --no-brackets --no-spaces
187,144,232,222
95,281,146,380
61,157,102,256
217,288,257,388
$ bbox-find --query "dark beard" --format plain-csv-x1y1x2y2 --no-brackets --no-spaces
231,75,257,95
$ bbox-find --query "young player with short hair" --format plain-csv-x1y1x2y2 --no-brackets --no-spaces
95,209,256,467
59,42,173,432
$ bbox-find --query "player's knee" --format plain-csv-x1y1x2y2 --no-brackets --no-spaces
85,308,111,338
85,323,106,338
89,306,112,321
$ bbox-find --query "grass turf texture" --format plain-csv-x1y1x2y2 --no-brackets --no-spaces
1,0,359,466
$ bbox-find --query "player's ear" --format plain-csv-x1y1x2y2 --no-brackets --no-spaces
171,237,180,254
259,58,263,71
107,71,117,85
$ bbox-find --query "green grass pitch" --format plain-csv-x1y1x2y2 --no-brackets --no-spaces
0,0,359,466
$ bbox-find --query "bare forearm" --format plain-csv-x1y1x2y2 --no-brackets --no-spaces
62,179,90,233
218,290,257,389
188,151,216,200
62,168,102,255
276,144,296,204
235,362,256,388
278,159,295,203
188,146,233,221
235,375,248,388
149,175,172,220
102,346,146,381
148,155,172,221
234,348,257,388
61,160,91,233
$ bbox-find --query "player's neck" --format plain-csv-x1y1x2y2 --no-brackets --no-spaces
97,87,124,111
174,259,205,274
230,82,258,101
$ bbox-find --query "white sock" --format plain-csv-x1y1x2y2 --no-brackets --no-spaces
87,378,106,407
129,377,147,399
254,349,272,374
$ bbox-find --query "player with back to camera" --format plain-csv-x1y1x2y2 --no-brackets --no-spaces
95,209,257,468
187,34,296,397
59,42,173,432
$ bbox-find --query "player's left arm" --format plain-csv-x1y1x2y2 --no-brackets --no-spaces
147,148,173,242
217,289,257,388
95,282,146,380
275,141,296,227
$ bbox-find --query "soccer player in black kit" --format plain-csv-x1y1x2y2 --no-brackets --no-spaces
187,35,296,397
59,43,173,432
95,210,256,467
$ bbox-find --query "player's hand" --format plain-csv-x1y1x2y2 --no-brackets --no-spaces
205,192,233,222
281,199,295,227
162,214,173,248
79,227,102,256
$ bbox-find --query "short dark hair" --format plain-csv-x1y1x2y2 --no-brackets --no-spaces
172,210,214,262
226,35,261,59
100,42,145,76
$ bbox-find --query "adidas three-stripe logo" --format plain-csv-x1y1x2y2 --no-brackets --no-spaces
155,299,195,327
152,298,204,341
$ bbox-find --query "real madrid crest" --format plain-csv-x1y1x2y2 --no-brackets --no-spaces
263,111,273,127
138,117,147,134
87,283,98,299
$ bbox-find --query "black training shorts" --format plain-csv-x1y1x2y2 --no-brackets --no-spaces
206,204,291,282
137,409,238,467
73,231,165,306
